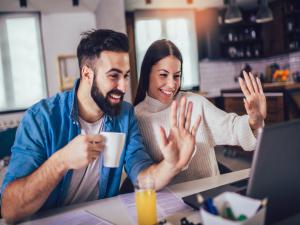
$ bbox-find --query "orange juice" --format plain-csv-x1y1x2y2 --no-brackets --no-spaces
135,189,157,225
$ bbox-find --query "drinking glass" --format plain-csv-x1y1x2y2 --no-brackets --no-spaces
135,176,157,225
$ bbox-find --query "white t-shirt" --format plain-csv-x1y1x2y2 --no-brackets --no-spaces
63,116,104,206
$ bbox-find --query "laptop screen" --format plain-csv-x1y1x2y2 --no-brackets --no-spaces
247,119,300,224
182,119,300,224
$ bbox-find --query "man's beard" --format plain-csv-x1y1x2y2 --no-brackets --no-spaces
91,80,125,117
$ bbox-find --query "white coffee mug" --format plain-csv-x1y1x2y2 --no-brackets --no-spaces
100,132,126,167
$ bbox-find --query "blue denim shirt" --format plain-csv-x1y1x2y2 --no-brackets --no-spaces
1,79,153,211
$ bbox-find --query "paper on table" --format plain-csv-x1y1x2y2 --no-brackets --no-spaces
119,188,193,225
19,210,113,225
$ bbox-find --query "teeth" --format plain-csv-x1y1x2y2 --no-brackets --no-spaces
161,90,174,95
110,94,121,99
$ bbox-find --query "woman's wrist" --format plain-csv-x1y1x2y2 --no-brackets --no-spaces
249,117,264,130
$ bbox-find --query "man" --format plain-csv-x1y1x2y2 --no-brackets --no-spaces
1,29,201,222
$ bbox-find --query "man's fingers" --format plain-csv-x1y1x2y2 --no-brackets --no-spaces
191,115,201,136
91,142,105,152
87,134,104,144
185,101,193,130
89,151,100,161
179,97,187,129
159,126,168,148
85,141,104,153
170,100,178,127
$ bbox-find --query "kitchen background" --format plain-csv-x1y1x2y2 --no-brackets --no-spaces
0,0,300,175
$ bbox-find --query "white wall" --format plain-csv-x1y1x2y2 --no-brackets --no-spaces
42,12,96,96
43,1,131,100
199,51,300,95
1,2,131,123
95,0,126,33
0,12,96,126
95,0,132,103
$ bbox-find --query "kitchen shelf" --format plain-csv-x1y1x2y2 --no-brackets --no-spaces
216,8,264,60
284,11,300,17
220,39,262,44
285,30,300,35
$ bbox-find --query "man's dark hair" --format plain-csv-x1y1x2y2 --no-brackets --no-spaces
133,39,183,106
77,29,129,76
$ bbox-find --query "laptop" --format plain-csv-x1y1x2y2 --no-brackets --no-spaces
182,119,300,224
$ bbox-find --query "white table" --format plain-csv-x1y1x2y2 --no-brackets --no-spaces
0,169,250,225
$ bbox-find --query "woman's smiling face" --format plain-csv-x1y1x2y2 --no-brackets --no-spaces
147,55,181,104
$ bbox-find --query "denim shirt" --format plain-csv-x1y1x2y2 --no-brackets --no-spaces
1,79,153,211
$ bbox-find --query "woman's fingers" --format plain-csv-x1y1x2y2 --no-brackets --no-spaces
239,77,250,98
249,72,259,93
257,77,264,94
243,71,255,94
191,115,201,136
243,98,250,112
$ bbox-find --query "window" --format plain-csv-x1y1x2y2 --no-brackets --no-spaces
134,10,199,90
0,13,47,112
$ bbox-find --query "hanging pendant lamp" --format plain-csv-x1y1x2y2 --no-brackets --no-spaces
225,0,242,24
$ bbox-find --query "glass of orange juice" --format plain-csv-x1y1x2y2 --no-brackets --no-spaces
135,176,157,225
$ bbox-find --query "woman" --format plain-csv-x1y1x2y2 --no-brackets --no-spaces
134,39,266,184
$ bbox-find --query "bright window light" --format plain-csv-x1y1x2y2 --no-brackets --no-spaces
134,10,199,90
0,13,47,112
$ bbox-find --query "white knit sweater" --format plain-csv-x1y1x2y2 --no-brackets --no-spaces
135,91,256,184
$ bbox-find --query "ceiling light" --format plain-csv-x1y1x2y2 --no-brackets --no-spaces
225,0,242,24
256,0,273,23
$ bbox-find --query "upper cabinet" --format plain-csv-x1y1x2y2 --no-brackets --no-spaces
195,8,220,60
218,9,264,60
283,0,300,52
196,0,300,61
260,0,285,57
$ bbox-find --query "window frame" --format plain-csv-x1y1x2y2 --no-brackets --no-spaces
0,12,48,114
133,9,199,90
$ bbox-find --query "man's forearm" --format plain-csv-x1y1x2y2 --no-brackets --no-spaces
1,150,68,222
138,160,180,190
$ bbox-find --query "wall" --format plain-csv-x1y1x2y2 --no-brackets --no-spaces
95,0,132,103
1,1,131,124
95,0,126,34
42,12,97,97
199,51,300,95
0,12,96,127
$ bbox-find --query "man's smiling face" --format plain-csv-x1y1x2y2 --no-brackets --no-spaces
91,51,130,116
